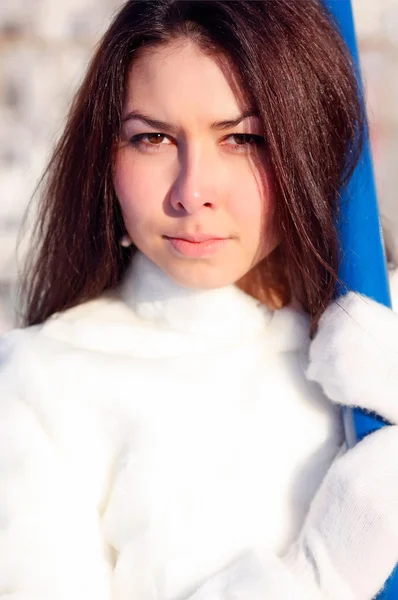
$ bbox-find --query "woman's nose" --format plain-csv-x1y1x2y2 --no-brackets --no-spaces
169,146,221,214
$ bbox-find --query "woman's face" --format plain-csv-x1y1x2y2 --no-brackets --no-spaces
113,39,279,289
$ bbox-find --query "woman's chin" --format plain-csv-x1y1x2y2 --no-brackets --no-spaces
162,260,245,290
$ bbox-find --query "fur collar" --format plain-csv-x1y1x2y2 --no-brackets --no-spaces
38,252,311,358
119,251,272,339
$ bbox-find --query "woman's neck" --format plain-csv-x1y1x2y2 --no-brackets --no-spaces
118,251,274,341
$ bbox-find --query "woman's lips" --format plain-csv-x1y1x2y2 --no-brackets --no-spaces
164,236,230,258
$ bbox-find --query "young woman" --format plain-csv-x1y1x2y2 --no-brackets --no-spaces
1,1,398,599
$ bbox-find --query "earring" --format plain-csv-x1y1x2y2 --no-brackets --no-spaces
120,234,133,247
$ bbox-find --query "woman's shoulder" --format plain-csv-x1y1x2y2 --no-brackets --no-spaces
0,290,313,375
0,294,134,372
0,294,138,437
43,292,138,330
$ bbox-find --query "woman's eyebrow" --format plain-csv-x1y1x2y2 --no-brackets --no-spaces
122,111,179,134
122,109,259,133
212,110,259,130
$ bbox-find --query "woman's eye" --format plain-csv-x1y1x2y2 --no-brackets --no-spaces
224,134,266,150
129,133,172,150
128,132,265,153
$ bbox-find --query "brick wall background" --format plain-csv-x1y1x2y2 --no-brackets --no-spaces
0,1,397,331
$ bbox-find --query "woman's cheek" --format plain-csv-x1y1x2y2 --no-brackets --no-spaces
232,169,278,256
113,156,160,221
229,171,271,223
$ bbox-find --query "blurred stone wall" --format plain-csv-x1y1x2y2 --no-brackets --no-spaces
0,0,397,331
354,0,398,263
0,0,124,330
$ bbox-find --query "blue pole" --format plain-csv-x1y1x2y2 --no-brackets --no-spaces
324,1,396,598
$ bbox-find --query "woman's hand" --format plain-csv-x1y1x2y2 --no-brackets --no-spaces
283,425,398,600
183,432,398,600
184,292,398,600
184,434,398,600
185,547,323,600
286,290,398,598
306,291,398,424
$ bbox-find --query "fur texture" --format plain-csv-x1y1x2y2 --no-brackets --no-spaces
180,290,398,600
306,290,398,423
0,252,345,600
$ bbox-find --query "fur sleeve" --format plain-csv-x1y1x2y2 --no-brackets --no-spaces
0,332,113,599
183,547,324,600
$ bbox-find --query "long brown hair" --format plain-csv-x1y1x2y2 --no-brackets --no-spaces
19,0,365,338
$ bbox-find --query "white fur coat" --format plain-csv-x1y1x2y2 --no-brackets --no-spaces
0,252,344,600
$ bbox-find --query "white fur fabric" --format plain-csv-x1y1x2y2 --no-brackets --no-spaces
181,291,398,600
0,252,354,600
283,425,398,600
306,291,398,424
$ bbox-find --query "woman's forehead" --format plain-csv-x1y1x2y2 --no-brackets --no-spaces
123,39,253,126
